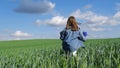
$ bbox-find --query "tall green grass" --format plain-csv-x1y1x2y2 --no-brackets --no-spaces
0,38,120,68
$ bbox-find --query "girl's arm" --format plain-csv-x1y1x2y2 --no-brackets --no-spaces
78,30,86,42
60,29,67,41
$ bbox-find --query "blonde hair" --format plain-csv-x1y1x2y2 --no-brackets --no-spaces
66,16,79,31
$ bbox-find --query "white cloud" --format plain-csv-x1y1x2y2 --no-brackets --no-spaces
107,19,119,26
90,27,105,31
35,19,42,26
83,4,92,9
14,38,21,40
46,16,67,26
116,3,120,11
14,0,55,14
35,16,67,26
34,9,120,32
70,9,109,26
70,9,94,19
90,15,108,24
109,11,120,25
12,30,32,37
71,9,120,27
113,11,120,18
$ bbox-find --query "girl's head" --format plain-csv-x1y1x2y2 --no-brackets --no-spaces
66,16,79,31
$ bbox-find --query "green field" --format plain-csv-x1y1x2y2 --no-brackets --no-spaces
0,38,120,68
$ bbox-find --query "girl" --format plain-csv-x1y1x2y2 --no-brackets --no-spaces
60,16,86,57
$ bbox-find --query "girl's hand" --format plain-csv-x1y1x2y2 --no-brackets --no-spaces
83,31,87,37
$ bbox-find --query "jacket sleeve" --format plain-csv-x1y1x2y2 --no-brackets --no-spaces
60,29,67,41
78,31,86,42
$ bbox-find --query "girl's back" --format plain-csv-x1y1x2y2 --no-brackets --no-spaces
60,29,85,51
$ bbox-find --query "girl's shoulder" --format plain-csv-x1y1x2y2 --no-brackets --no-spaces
62,28,71,32
60,28,68,34
61,28,81,33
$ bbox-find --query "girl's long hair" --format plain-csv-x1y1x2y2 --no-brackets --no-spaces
66,16,79,31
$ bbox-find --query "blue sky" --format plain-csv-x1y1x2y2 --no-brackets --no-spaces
0,0,120,40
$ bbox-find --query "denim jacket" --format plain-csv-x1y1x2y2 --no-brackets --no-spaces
60,28,85,52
